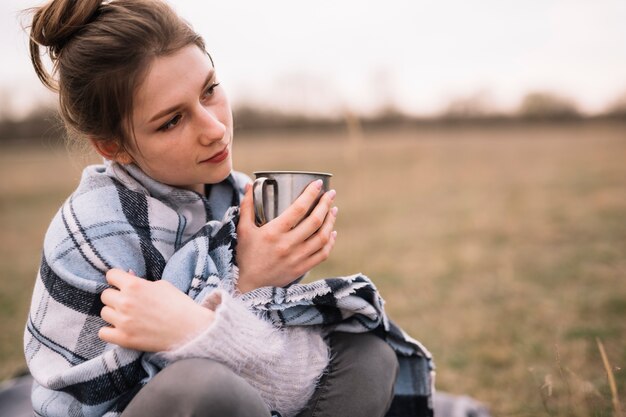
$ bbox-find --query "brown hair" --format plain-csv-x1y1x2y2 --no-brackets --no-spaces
28,0,206,153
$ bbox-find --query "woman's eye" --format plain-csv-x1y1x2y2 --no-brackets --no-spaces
159,114,182,131
203,82,220,99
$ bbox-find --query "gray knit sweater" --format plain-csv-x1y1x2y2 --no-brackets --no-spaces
161,289,329,417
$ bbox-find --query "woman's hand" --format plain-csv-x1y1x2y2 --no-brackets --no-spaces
98,269,215,352
236,180,338,293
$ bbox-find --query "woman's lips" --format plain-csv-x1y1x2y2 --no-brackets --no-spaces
201,147,229,164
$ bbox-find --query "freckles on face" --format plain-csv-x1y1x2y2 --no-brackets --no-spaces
124,45,234,189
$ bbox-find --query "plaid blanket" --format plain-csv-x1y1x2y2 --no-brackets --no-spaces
24,161,434,417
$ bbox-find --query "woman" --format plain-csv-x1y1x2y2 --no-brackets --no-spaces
25,1,433,416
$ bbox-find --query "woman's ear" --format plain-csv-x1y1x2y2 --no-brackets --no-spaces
91,139,133,164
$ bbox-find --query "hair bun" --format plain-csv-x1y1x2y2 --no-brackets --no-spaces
29,0,102,89
31,0,101,57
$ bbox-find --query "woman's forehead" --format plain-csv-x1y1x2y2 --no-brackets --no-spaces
133,46,215,122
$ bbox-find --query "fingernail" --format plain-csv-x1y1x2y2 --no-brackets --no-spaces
331,206,339,216
314,179,323,189
328,189,336,200
331,230,338,239
128,269,135,275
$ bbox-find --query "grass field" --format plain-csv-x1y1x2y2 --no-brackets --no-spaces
1,121,625,416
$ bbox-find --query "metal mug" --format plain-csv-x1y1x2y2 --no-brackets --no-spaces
253,171,332,226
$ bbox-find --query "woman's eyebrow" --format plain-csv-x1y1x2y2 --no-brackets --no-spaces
201,68,217,91
148,68,216,123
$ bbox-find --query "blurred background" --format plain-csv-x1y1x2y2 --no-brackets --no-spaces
1,1,625,416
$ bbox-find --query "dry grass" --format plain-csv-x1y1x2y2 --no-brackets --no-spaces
1,122,625,416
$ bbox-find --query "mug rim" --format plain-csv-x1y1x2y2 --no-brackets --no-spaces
253,170,332,177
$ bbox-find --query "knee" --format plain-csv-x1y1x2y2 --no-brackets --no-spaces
357,333,399,392
330,332,399,406
156,359,268,415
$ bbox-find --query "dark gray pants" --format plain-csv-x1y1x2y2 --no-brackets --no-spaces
121,331,399,417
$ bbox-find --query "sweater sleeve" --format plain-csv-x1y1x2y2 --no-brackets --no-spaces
158,289,330,417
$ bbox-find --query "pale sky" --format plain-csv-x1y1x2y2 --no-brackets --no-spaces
2,0,626,117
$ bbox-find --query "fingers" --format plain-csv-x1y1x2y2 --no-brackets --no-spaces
299,229,338,272
237,183,257,234
98,304,122,345
98,325,116,344
291,189,336,241
239,182,254,219
100,305,119,326
100,287,121,307
101,269,138,316
274,180,324,231
300,205,338,257
105,268,138,289
98,325,126,347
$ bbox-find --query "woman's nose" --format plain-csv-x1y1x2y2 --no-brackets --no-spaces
195,105,226,144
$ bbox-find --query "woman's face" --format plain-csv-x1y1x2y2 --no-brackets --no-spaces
122,44,234,194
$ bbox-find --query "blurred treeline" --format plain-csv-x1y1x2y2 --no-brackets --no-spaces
1,90,626,145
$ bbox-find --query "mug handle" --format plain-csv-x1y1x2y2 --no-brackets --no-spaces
252,177,273,226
